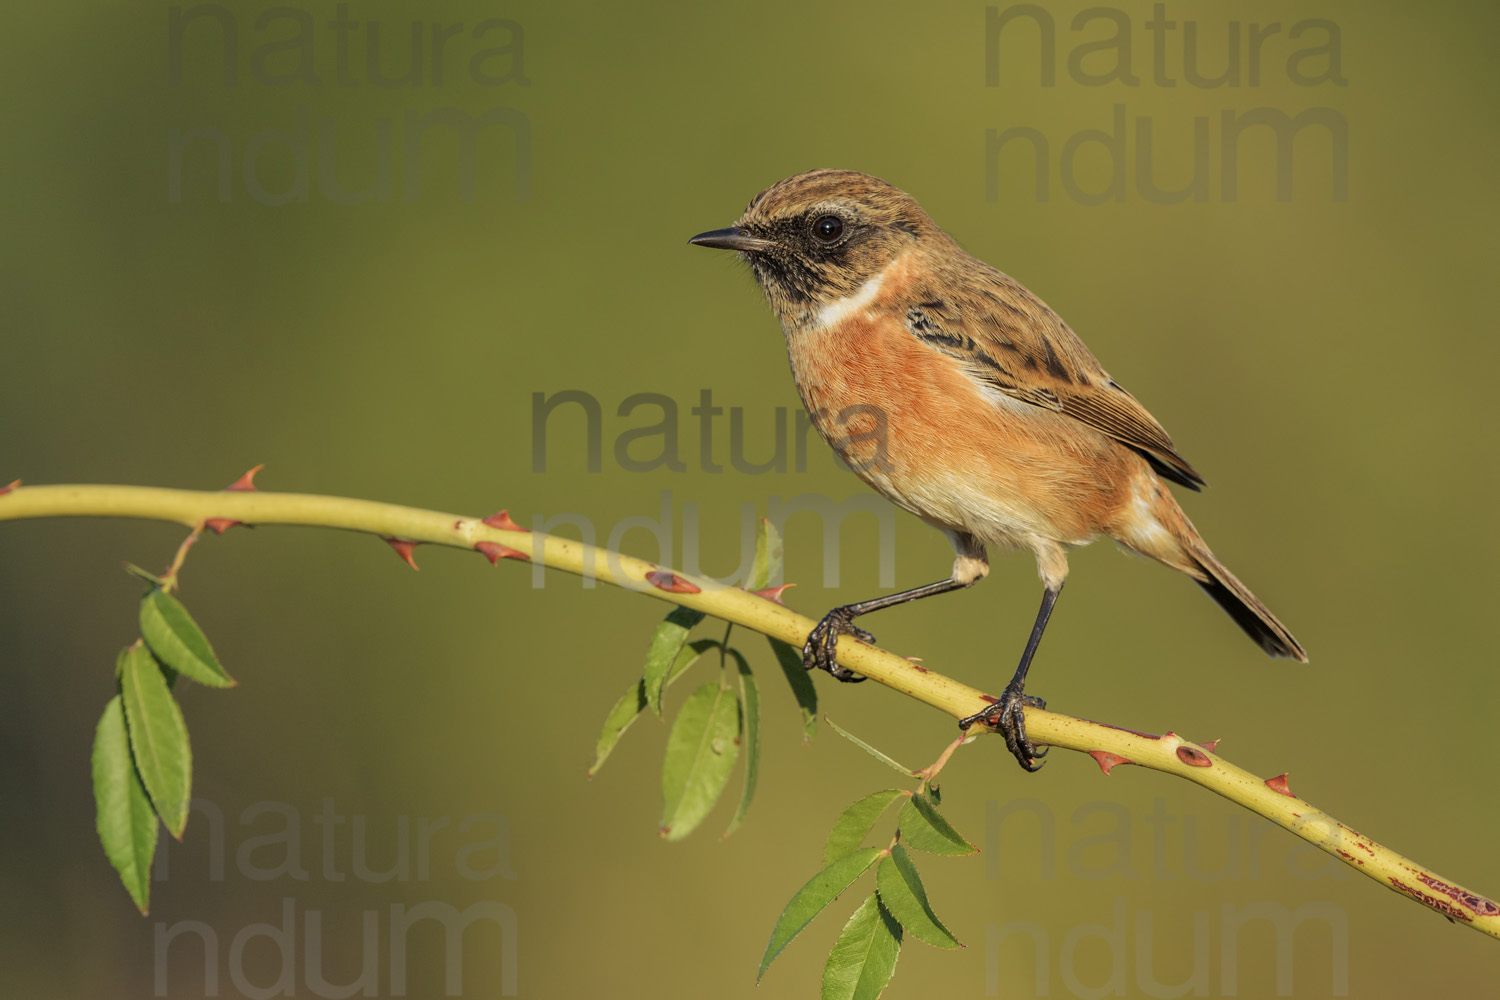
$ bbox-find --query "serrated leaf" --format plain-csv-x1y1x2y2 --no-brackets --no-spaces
723,649,759,837
768,637,817,740
825,716,918,776
760,847,883,980
589,639,718,776
875,845,961,949
643,606,706,716
824,790,907,866
659,682,739,841
118,643,192,838
749,518,783,591
821,893,902,1000
92,695,158,913
139,588,235,688
897,791,975,856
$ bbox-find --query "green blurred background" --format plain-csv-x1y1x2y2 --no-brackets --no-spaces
3,1,1496,996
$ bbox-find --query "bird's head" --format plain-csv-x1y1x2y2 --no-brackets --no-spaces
689,169,947,321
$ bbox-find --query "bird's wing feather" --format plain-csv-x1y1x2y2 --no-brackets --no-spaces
905,273,1205,490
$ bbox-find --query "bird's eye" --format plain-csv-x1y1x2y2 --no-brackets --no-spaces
812,215,844,242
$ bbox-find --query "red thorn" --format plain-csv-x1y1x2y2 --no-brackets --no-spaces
907,659,929,673
1175,745,1212,767
0,479,19,496
224,464,263,492
1198,738,1221,753
1089,750,1133,775
1265,773,1296,798
474,541,529,565
382,537,420,571
646,570,700,594
482,509,528,532
751,582,795,605
204,517,245,535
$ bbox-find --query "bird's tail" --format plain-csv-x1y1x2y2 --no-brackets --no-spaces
1188,546,1307,661
1116,477,1307,661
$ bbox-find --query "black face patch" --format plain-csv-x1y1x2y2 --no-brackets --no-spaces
736,190,915,310
750,253,818,305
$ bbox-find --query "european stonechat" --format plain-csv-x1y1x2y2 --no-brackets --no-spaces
690,169,1305,771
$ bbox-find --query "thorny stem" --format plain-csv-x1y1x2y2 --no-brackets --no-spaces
1,481,1497,938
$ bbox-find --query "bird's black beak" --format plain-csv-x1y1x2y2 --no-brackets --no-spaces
688,227,778,253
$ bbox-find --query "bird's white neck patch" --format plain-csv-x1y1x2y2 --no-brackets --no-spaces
815,271,885,329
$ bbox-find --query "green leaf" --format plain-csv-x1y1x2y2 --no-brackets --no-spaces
92,695,158,914
875,845,961,949
825,716,918,776
643,606,707,716
659,682,740,841
897,791,975,856
139,588,235,688
824,790,907,866
768,637,817,740
118,643,193,838
589,639,717,776
821,893,903,1000
723,649,760,837
123,562,162,586
759,847,883,980
749,518,783,591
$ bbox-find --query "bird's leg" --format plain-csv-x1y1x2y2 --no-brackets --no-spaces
803,578,970,682
959,584,1062,771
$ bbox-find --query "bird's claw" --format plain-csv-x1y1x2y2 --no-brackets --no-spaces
802,607,874,682
959,686,1048,771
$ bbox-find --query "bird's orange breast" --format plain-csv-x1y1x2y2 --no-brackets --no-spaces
782,254,1142,550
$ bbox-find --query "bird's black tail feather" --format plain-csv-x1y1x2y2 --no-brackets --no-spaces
1192,550,1307,662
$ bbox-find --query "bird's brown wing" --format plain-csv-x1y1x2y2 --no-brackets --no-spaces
905,274,1205,490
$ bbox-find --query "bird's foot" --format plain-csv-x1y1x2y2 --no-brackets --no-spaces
802,607,875,682
959,686,1049,772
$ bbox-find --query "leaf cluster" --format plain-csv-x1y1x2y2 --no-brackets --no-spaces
94,578,234,913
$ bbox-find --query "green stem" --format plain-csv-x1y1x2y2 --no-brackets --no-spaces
2,481,1496,939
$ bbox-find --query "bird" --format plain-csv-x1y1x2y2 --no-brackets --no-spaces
688,169,1305,771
